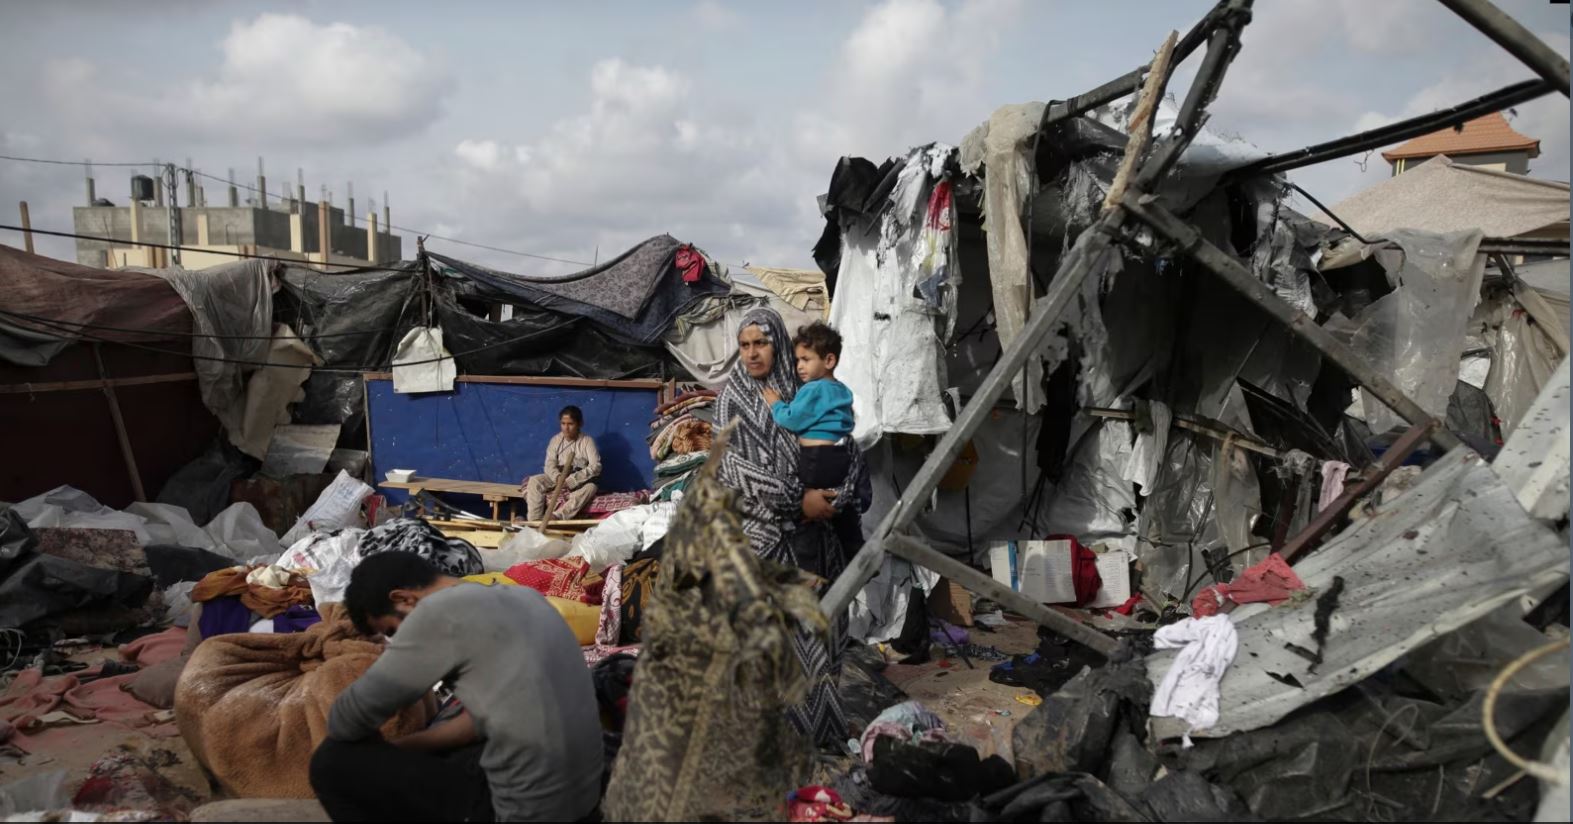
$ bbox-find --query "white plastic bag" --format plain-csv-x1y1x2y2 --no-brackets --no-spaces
281,470,373,546
205,502,282,560
569,508,652,572
280,528,366,606
489,528,573,571
127,502,217,550
12,486,153,545
638,502,678,550
162,581,199,628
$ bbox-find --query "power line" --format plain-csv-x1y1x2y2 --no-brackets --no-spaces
0,305,571,373
0,305,396,342
0,154,155,168
0,224,408,273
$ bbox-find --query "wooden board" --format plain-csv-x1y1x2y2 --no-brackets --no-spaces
380,477,526,499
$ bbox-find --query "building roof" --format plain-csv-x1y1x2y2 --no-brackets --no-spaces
1320,155,1569,239
1381,112,1540,162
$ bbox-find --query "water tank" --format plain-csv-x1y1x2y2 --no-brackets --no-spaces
130,175,155,202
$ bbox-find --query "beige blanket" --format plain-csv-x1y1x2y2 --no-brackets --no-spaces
174,604,433,798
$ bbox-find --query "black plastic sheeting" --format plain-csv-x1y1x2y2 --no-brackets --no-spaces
434,282,668,380
0,513,152,629
429,241,730,346
142,544,240,588
275,264,424,434
154,438,259,525
272,262,672,444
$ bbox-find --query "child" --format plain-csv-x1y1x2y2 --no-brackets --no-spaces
761,321,863,552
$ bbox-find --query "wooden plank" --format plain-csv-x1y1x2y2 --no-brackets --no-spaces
1086,407,1285,458
0,372,199,395
362,372,664,391
93,344,146,502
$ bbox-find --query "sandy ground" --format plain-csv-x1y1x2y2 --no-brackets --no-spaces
877,617,1045,764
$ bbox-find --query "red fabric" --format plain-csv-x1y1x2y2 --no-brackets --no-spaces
1191,553,1305,617
504,559,604,604
1047,535,1103,608
788,786,853,822
675,244,705,284
925,180,954,231
1113,594,1144,615
0,627,189,752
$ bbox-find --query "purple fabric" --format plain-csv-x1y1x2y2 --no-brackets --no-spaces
273,605,322,634
197,596,255,639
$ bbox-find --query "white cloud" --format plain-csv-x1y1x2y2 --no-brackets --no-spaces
455,139,505,170
44,14,450,147
792,0,1023,162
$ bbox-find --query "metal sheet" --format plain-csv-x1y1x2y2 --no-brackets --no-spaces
1148,446,1570,738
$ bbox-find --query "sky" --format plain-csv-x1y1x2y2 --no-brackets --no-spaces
1,0,1568,273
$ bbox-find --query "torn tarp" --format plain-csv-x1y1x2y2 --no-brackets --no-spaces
429,237,731,345
1148,446,1569,739
0,243,192,367
1340,229,1486,434
136,259,281,455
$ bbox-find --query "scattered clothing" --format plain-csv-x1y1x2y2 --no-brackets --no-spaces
1151,615,1239,744
357,517,483,578
1318,461,1353,511
859,701,950,764
504,558,604,604
196,596,256,639
585,491,652,518
325,584,603,823
1192,553,1306,617
788,785,855,822
189,565,312,618
867,737,1015,802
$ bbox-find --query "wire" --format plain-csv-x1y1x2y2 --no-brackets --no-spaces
0,224,408,273
1481,638,1570,784
0,154,155,168
0,304,569,373
0,305,395,342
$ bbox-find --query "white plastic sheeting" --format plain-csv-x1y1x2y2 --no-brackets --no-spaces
1343,229,1486,434
1148,447,1569,739
1491,356,1570,521
662,275,818,390
280,528,366,605
9,486,280,560
830,147,958,444
489,528,572,569
392,327,457,394
847,555,941,645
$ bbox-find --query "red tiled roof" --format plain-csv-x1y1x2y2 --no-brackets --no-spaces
1381,111,1540,161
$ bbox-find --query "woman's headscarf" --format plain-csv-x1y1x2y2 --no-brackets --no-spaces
714,308,807,565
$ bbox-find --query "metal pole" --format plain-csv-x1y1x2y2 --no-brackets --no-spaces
1278,421,1437,564
17,201,33,254
1122,197,1461,451
1437,0,1569,96
165,163,181,267
1234,79,1552,177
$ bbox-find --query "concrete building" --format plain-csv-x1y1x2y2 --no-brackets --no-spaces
72,171,402,270
1381,111,1541,176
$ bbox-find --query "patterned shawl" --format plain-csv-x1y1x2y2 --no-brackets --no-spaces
715,307,864,579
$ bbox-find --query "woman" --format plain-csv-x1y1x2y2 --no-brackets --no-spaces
714,307,867,746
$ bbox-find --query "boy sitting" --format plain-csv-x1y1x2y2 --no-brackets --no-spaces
761,321,863,552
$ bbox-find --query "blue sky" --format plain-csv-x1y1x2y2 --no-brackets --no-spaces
2,0,1567,271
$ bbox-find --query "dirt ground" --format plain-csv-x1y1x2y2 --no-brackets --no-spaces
877,617,1046,764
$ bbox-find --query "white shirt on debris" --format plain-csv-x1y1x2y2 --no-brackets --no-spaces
1150,614,1239,745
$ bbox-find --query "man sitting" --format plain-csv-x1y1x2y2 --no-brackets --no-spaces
309,552,603,822
524,405,602,522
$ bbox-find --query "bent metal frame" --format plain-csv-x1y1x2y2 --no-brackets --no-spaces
817,0,1570,657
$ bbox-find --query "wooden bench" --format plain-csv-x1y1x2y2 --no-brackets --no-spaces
379,476,536,522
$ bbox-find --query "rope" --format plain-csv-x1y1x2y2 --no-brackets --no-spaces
1482,637,1570,785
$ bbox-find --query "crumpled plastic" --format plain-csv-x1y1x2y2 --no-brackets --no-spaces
488,528,572,570
278,529,366,606
391,327,456,394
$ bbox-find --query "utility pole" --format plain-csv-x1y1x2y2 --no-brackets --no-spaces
165,163,182,267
